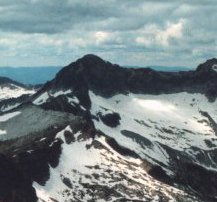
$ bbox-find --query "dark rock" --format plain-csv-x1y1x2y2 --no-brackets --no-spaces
64,130,75,144
81,183,122,200
98,112,121,127
105,136,140,159
0,154,37,202
14,138,62,185
196,58,217,72
161,144,217,201
200,110,217,135
121,130,153,148
148,165,173,185
62,177,73,189
174,160,217,201
204,139,216,148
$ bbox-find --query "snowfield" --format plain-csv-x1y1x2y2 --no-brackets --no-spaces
89,91,217,172
34,126,197,202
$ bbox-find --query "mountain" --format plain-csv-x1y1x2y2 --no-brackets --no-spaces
0,76,36,113
1,55,217,202
127,65,192,72
0,65,191,86
150,65,192,72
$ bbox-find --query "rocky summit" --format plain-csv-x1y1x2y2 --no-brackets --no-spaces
0,55,217,202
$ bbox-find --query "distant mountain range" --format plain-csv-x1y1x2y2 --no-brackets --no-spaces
0,65,192,85
0,66,61,85
148,65,193,72
127,65,193,72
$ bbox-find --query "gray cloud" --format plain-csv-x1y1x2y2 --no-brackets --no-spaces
0,0,216,67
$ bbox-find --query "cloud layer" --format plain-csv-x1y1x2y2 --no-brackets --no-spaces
0,0,216,67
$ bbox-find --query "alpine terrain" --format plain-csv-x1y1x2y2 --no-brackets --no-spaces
0,54,217,202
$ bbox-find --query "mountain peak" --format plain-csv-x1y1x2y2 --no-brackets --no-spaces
59,54,115,76
75,54,115,72
54,54,120,90
196,58,217,72
80,54,105,62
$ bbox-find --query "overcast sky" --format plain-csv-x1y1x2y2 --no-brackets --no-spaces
0,0,216,68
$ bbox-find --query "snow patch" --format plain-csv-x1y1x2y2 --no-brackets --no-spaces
52,89,72,97
0,84,35,101
1,103,20,112
0,129,7,135
0,111,21,122
33,92,49,105
33,89,80,107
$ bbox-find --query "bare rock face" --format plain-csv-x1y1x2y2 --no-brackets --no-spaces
0,154,37,202
36,54,217,106
196,58,217,72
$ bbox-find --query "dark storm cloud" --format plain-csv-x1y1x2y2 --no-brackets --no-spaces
0,0,215,34
0,0,182,34
0,0,120,33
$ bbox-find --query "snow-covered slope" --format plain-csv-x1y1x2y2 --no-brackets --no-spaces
0,76,35,101
0,77,36,113
1,55,217,202
30,88,217,201
34,126,199,202
0,83,35,101
90,91,217,172
28,55,217,202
